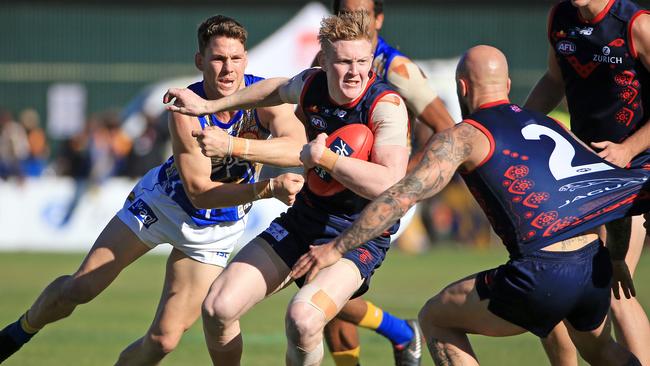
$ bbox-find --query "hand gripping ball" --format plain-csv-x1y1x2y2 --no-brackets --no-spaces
307,123,374,196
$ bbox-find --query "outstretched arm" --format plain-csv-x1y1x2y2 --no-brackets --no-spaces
291,122,488,281
163,69,317,116
164,77,289,116
192,103,307,167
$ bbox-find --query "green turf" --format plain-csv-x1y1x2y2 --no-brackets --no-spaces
1,246,649,365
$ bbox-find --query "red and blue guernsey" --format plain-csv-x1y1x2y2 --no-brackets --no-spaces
549,0,650,164
462,101,650,257
372,36,405,82
298,69,400,240
157,75,270,226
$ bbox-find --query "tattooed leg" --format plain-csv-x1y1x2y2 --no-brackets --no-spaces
427,332,476,366
418,273,527,365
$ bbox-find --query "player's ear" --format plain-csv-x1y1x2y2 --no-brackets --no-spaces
506,77,511,94
375,13,384,31
457,78,468,98
243,50,249,69
195,52,204,71
318,49,328,72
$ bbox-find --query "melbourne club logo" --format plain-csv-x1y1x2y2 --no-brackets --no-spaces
310,115,327,130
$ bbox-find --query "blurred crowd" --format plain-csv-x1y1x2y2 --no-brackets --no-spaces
0,106,493,247
0,107,170,183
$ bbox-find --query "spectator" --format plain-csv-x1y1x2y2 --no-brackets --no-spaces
18,109,50,177
0,109,29,180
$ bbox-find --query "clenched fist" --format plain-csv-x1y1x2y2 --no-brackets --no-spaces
192,126,230,158
300,133,328,170
273,173,305,206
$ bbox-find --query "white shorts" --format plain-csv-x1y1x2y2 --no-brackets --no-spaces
116,167,246,267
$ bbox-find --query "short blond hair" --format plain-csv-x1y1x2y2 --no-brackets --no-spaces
318,11,373,48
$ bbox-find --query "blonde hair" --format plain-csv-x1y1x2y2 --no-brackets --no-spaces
318,11,373,48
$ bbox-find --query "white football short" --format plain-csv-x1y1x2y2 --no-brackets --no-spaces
116,167,246,267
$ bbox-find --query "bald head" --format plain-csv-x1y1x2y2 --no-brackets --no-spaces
457,45,509,88
456,45,511,116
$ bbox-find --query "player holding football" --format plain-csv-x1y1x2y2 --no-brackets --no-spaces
165,11,410,366
314,2,456,365
305,0,454,363
292,45,649,366
525,0,650,363
0,15,305,365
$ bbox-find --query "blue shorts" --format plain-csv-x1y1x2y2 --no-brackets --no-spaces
476,240,612,338
258,204,389,298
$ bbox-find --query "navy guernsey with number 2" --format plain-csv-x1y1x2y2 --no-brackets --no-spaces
462,101,650,257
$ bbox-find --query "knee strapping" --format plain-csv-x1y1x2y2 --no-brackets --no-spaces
292,284,338,321
286,339,324,366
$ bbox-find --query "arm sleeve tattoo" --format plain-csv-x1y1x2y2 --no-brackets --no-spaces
334,123,479,253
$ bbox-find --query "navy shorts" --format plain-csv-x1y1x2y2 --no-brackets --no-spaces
259,204,389,298
629,152,650,170
476,240,612,338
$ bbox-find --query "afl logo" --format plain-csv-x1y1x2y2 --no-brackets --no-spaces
557,40,576,55
602,46,611,55
310,115,327,130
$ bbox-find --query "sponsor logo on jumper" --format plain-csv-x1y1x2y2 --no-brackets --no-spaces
593,46,622,64
334,109,347,118
578,27,593,36
557,177,648,208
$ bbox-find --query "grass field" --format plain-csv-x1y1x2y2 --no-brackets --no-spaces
1,246,649,365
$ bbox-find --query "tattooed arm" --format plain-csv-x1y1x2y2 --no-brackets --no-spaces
291,122,489,281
